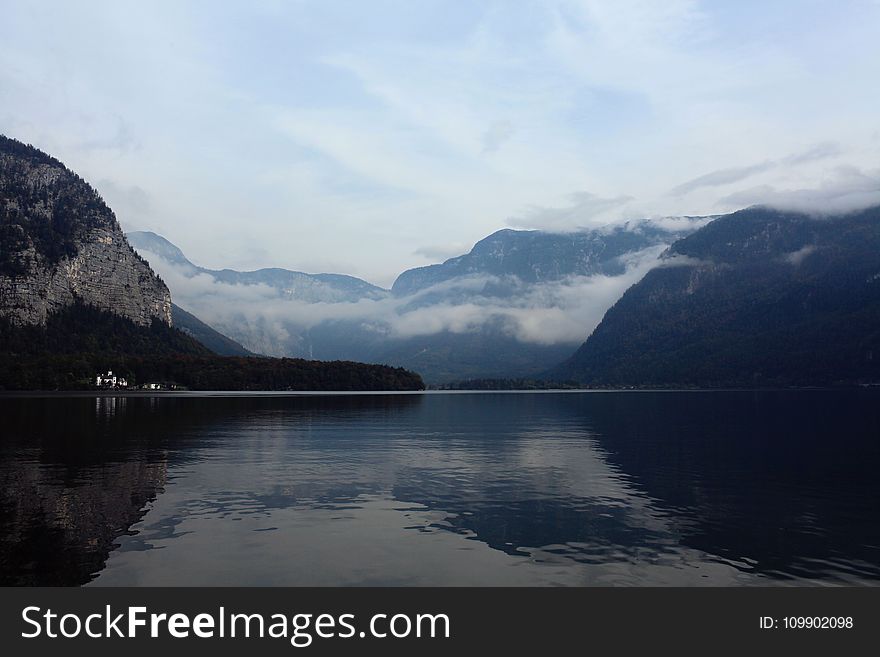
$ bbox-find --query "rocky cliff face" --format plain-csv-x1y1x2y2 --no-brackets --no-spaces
0,135,171,326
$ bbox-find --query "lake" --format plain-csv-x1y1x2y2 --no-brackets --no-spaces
1,390,878,586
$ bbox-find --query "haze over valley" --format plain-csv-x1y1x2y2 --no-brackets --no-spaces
128,219,703,381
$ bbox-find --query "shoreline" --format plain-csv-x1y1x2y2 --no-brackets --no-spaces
1,386,877,398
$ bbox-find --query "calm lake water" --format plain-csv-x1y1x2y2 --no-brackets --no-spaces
1,390,879,586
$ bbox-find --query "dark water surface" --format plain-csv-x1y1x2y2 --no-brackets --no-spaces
1,390,878,586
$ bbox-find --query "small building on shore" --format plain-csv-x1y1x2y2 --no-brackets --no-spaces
95,370,128,388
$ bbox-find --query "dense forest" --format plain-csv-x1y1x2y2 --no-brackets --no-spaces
0,303,424,391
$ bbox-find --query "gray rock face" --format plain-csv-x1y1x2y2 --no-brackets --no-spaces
0,227,171,326
0,136,171,327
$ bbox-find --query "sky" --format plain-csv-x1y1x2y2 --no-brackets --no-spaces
2,0,879,287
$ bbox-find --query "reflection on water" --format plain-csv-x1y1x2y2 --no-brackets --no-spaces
0,391,878,586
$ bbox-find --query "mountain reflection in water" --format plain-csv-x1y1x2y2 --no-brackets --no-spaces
0,391,877,586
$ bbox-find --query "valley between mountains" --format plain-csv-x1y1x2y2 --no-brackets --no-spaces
4,133,880,390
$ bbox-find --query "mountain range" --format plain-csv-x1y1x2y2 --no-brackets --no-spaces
6,132,880,390
392,221,708,295
129,219,700,382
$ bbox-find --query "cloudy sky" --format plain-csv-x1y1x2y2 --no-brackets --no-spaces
2,0,879,286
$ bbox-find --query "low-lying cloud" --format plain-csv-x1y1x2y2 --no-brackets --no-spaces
783,245,816,266
140,244,667,355
718,165,880,215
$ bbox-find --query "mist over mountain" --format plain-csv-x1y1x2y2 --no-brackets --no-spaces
129,220,701,382
171,303,252,357
392,219,708,296
552,205,880,387
127,231,388,303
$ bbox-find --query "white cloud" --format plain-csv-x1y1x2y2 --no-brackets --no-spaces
633,215,716,233
718,166,880,215
139,243,667,351
413,242,472,262
2,1,879,282
783,245,816,266
510,192,635,231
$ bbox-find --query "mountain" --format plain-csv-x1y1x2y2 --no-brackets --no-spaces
171,303,252,357
130,220,701,382
552,205,880,387
0,135,424,391
127,231,388,303
0,135,171,326
392,221,702,296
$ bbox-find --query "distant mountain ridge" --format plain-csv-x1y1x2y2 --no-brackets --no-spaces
130,220,701,382
552,205,880,386
128,231,388,303
392,220,702,296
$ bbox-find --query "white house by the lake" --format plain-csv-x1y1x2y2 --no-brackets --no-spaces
95,370,128,388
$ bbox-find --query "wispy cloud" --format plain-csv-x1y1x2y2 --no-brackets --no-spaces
669,161,777,197
510,192,635,231
668,143,846,198
2,1,879,280
718,166,880,215
782,141,842,166
783,245,816,266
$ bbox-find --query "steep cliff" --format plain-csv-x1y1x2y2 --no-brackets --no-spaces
0,135,171,326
